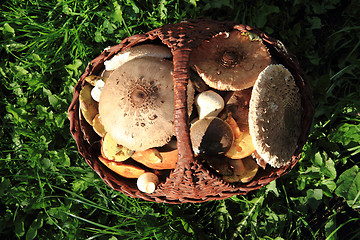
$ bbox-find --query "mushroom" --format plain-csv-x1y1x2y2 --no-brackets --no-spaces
225,115,255,159
158,137,178,151
100,69,113,81
223,157,259,183
84,75,102,86
99,57,175,151
249,64,302,168
137,172,160,193
195,90,225,119
98,156,146,178
101,133,134,162
79,84,98,126
189,30,271,91
104,44,172,71
190,117,234,156
251,151,267,169
190,69,209,92
99,57,194,151
226,88,252,132
92,114,106,137
205,156,234,176
131,148,178,170
90,79,105,102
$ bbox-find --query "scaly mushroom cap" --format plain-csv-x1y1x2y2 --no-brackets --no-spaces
99,57,175,151
190,31,271,91
249,64,302,168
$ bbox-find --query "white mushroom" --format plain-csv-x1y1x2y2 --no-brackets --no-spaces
137,172,160,193
91,79,105,102
104,44,172,71
195,90,225,119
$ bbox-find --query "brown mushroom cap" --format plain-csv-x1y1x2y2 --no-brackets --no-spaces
249,64,302,168
190,117,234,155
99,57,175,151
226,88,252,132
190,31,271,91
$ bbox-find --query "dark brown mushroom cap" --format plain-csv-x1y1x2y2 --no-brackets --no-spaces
249,64,302,168
190,117,234,155
189,31,271,91
99,57,175,151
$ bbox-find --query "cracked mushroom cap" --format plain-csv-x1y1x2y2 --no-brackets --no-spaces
99,57,175,151
190,31,271,91
249,64,302,168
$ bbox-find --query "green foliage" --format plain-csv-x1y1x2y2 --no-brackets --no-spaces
335,166,360,209
1,0,359,239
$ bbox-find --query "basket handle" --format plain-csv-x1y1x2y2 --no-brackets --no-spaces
170,48,195,181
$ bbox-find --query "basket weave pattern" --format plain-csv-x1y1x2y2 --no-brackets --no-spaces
68,19,314,204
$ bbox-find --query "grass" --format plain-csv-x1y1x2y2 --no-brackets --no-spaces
1,0,359,239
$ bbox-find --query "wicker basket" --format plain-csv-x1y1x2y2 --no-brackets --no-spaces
68,19,314,204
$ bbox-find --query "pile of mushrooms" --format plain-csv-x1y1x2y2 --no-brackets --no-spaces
79,30,302,193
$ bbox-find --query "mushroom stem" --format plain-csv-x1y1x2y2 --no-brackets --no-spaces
137,172,160,193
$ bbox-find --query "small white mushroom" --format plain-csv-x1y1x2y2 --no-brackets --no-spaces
195,90,225,119
137,172,160,193
91,79,105,102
